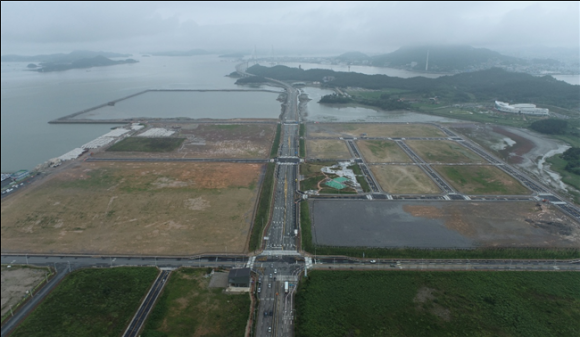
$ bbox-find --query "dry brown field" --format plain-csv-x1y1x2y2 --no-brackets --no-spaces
306,140,351,159
433,165,531,195
406,140,486,163
95,123,276,159
370,165,441,194
1,266,48,316
1,162,261,255
357,140,412,163
307,123,446,138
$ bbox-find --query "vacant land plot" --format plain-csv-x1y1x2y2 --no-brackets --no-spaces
1,162,262,255
357,140,412,163
434,165,530,195
307,123,447,138
1,265,49,317
370,165,440,194
97,123,276,159
11,267,158,337
310,200,578,248
142,268,250,337
107,137,185,152
306,140,351,159
407,140,486,163
296,271,580,337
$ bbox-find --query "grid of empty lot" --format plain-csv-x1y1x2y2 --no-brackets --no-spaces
96,123,276,159
434,165,531,195
370,165,441,194
310,200,579,248
406,140,486,164
1,162,262,255
357,140,412,163
307,123,447,138
306,139,351,159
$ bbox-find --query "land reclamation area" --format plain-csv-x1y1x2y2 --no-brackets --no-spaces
295,270,580,337
141,268,250,337
10,267,159,337
99,123,277,159
1,161,262,255
309,200,579,249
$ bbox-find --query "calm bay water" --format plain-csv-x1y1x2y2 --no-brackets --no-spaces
1,55,244,172
301,87,459,123
76,91,282,120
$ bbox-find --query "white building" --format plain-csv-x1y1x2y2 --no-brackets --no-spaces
495,101,549,116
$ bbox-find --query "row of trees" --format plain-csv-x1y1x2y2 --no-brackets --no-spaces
561,147,580,175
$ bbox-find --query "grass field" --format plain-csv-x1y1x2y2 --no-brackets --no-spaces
357,140,412,163
407,140,486,163
11,267,158,337
296,271,580,337
107,137,185,152
142,268,250,337
434,165,531,195
307,123,447,138
547,155,580,204
370,165,441,194
306,140,351,159
1,162,261,255
1,265,50,318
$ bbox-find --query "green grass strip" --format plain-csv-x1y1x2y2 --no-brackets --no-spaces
300,201,314,253
250,163,275,251
308,246,580,260
270,124,282,158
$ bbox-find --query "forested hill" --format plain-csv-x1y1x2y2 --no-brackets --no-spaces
370,45,522,72
243,65,579,110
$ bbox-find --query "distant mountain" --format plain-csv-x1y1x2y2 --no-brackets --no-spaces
1,50,131,63
371,45,523,73
335,51,370,62
35,55,138,72
151,49,209,57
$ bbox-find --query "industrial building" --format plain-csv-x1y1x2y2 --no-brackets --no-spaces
495,101,549,116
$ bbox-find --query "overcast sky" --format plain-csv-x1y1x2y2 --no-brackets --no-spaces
1,1,578,56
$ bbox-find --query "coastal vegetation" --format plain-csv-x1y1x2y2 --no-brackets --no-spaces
107,137,185,152
34,55,137,72
141,268,250,337
296,270,580,337
11,268,158,337
530,119,568,134
246,65,579,110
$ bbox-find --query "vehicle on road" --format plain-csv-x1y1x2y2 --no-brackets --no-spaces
284,281,289,294
370,260,376,264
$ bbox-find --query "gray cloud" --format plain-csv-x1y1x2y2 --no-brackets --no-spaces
1,1,578,55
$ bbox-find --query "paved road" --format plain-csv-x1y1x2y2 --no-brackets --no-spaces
123,270,170,337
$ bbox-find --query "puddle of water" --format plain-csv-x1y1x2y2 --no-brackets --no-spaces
537,146,571,191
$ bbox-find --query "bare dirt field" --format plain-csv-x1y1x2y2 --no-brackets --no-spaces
357,140,413,163
95,123,276,159
306,140,351,159
1,162,262,255
407,140,486,163
370,165,441,194
307,123,446,138
1,265,48,316
311,200,579,248
434,165,531,195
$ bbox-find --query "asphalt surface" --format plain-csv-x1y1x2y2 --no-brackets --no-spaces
123,270,170,337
